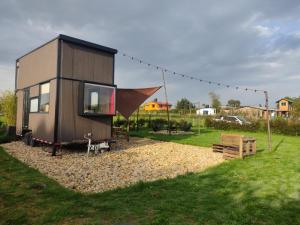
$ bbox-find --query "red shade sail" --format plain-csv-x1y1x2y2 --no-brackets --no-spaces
116,86,161,119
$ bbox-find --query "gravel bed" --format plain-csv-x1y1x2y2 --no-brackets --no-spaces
1,138,224,193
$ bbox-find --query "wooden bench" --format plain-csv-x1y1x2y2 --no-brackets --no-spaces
213,134,256,159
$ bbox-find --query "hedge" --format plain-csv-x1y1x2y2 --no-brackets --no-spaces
205,117,300,136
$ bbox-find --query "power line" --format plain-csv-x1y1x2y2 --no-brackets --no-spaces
120,51,272,151
120,52,267,94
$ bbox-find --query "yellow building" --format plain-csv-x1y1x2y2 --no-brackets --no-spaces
276,98,293,117
144,101,172,111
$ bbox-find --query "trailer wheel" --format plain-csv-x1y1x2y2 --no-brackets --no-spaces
24,132,32,146
30,138,36,147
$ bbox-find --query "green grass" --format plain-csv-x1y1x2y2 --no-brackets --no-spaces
1,129,300,225
130,128,282,149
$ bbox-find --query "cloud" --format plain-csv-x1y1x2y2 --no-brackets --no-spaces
1,0,300,107
253,25,279,37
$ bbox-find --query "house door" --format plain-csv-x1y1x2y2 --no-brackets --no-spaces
23,88,30,129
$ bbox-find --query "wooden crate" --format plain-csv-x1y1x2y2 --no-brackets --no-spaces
212,134,256,160
212,144,224,153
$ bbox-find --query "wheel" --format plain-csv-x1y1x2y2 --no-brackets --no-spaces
24,132,32,146
30,138,36,147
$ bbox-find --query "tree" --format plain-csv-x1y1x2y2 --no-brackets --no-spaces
291,97,300,120
209,92,221,112
175,98,195,114
227,99,241,108
0,90,17,126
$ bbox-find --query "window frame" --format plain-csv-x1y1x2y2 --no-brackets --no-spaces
79,82,116,117
281,102,287,106
38,82,50,113
29,97,39,113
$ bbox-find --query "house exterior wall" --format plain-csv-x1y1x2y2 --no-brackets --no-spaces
15,39,58,140
144,102,171,111
16,91,23,135
61,41,114,84
16,39,58,89
28,80,57,142
277,99,290,111
30,85,39,97
58,41,115,142
196,108,216,116
144,102,160,111
58,79,112,142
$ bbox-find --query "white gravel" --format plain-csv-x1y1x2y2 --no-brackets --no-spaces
1,138,224,193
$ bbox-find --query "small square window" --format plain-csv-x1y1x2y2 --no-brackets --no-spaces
30,98,39,113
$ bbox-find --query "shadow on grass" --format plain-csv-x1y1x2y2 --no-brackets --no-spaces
272,138,285,152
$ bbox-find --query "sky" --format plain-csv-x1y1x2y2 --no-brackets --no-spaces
1,0,300,108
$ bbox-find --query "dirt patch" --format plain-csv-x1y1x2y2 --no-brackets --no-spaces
2,138,224,193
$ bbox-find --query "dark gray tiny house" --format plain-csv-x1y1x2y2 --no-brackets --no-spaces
15,35,118,150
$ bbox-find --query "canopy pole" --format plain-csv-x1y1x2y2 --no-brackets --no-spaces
126,118,130,142
264,91,272,151
136,107,140,131
162,69,171,134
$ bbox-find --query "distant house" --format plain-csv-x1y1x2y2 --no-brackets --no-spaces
276,98,293,118
196,108,216,116
221,106,276,120
144,101,172,111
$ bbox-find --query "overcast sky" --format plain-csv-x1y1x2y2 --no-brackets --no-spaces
1,0,300,107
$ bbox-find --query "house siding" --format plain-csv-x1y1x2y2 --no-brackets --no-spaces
16,39,58,89
61,41,113,84
58,79,112,143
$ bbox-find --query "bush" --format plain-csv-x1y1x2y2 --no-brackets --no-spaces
269,118,300,136
169,120,179,131
113,119,127,127
178,120,192,131
113,119,137,129
205,117,260,132
137,118,146,128
150,119,167,131
205,117,300,136
0,91,17,126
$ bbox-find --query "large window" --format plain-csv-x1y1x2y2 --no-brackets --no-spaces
83,83,116,115
39,82,50,112
30,98,39,113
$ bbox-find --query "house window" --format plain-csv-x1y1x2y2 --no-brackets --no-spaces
39,82,50,112
281,102,287,106
30,98,39,113
83,83,115,115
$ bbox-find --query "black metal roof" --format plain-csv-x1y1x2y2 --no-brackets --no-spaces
17,34,118,60
58,34,118,54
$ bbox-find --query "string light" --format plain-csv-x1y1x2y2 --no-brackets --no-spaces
120,52,266,93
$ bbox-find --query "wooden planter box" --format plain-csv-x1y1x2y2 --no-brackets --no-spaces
213,134,256,159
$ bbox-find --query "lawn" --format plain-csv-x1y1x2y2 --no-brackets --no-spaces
1,129,300,225
130,128,277,149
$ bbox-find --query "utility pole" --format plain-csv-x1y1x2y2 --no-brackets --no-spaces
264,91,272,151
162,69,171,134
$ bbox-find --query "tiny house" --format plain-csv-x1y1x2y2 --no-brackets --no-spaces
276,98,293,118
15,35,118,151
